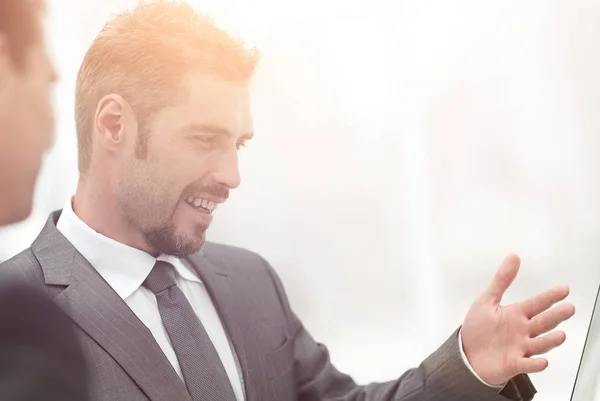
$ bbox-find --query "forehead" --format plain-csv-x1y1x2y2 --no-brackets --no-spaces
170,73,253,136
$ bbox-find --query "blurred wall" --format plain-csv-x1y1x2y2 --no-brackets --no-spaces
1,1,600,399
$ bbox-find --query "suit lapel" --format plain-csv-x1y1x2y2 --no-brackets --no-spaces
32,212,192,401
188,253,262,401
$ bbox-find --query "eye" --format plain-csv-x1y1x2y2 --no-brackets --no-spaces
194,136,217,146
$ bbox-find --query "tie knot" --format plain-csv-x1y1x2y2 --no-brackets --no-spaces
143,261,177,295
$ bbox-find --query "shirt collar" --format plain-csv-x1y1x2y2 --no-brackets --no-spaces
159,254,201,283
56,198,201,300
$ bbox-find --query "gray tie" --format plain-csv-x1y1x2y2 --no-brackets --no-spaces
143,261,236,401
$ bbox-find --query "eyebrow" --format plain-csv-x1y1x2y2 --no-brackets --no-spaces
184,123,254,140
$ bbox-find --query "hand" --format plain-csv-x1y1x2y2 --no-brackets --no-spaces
461,254,575,386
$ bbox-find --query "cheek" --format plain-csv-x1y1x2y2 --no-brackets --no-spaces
136,141,211,208
132,162,185,212
172,201,199,232
17,80,54,152
161,158,207,194
0,108,44,182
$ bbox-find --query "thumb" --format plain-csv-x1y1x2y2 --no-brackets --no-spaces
485,254,520,305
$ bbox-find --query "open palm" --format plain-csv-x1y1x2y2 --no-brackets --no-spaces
461,254,575,386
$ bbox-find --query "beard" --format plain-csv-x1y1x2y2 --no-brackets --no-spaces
117,159,230,257
143,215,209,258
119,191,210,258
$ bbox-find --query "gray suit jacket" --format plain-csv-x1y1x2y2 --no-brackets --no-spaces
0,211,535,401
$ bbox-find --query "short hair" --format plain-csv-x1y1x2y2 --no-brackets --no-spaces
75,0,260,172
0,0,43,70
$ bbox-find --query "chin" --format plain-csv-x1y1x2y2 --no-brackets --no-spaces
187,230,206,252
0,194,33,225
172,229,205,257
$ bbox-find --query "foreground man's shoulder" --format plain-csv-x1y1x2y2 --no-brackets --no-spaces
0,247,44,284
0,247,37,269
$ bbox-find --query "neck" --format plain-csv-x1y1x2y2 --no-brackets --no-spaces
73,173,155,255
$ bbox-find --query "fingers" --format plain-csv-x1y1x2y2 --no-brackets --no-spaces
529,302,575,337
486,254,520,305
520,285,570,319
515,357,549,375
525,330,567,357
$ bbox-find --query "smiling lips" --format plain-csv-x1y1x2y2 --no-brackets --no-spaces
185,196,218,213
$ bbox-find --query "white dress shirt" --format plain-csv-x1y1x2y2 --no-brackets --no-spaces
56,199,245,401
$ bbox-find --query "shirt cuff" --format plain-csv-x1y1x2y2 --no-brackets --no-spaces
458,327,507,390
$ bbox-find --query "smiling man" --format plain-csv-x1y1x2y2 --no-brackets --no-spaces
0,2,574,401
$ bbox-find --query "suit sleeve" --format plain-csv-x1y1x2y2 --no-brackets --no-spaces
261,258,536,401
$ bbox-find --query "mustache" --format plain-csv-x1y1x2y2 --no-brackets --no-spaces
189,183,230,201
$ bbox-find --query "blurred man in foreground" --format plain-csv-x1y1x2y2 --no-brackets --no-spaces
0,0,54,225
0,1,88,400
1,1,574,401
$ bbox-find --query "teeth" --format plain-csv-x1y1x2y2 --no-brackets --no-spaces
186,197,218,212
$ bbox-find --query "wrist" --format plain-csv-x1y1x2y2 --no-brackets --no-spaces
459,328,507,388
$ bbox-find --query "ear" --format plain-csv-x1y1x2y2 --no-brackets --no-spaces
94,94,136,153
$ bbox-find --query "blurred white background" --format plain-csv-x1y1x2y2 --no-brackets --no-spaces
2,0,600,399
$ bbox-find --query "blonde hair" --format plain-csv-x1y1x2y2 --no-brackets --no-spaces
75,0,259,172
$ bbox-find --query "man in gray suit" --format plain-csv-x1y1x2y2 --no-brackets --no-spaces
1,2,575,401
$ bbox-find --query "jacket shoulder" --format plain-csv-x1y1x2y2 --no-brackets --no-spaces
203,241,265,262
200,241,279,280
0,248,44,285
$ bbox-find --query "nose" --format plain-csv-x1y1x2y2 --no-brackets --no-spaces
44,46,58,84
50,63,58,83
212,146,241,189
